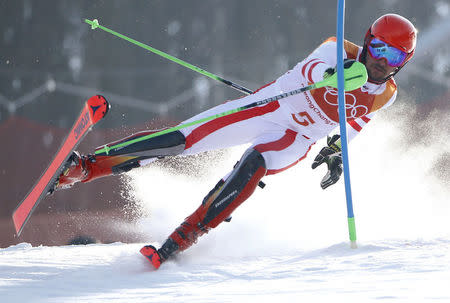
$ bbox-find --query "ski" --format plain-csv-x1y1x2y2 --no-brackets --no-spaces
12,95,110,236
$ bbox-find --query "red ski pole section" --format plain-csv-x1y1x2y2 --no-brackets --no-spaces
12,95,109,235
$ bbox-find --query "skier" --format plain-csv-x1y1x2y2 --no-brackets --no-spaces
54,13,417,269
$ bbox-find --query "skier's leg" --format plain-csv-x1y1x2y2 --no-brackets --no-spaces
57,98,280,190
57,81,282,191
252,129,313,175
55,129,186,190
141,130,314,268
140,147,267,268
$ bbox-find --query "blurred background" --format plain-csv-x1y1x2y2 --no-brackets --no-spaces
1,0,449,248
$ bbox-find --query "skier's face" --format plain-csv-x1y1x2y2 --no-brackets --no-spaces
365,52,398,83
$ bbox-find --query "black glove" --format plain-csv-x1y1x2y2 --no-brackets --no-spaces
312,134,343,189
323,59,356,79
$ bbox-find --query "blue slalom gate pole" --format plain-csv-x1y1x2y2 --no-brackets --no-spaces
336,0,357,248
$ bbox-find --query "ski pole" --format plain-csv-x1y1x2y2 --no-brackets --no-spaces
336,0,357,249
95,61,367,156
85,19,253,95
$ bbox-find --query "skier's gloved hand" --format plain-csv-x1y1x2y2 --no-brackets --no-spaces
312,134,343,190
323,59,357,79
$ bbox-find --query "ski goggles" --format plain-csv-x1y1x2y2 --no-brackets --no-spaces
367,37,408,67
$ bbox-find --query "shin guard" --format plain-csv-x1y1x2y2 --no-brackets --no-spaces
95,129,186,157
90,129,186,177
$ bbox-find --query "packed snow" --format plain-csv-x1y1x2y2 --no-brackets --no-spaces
1,103,449,302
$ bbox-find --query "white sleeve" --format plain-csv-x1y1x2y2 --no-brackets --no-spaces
300,39,342,84
346,113,375,142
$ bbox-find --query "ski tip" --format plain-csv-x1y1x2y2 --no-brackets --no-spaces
140,245,162,270
87,95,110,123
97,95,110,116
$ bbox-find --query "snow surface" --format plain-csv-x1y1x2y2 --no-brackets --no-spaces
1,103,449,302
1,240,450,302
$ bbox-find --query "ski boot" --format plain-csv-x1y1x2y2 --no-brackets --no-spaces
140,238,180,269
47,152,87,195
48,151,113,194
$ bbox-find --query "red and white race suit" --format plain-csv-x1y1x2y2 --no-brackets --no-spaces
139,36,400,263
179,37,397,175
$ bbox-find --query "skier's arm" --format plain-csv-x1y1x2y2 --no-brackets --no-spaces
311,83,397,189
346,113,374,142
300,37,342,84
311,134,342,190
346,88,397,141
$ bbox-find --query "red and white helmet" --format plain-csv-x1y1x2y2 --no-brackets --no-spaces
362,14,418,82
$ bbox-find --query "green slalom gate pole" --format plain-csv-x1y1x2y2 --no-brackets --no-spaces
85,19,253,95
95,62,367,156
337,0,358,248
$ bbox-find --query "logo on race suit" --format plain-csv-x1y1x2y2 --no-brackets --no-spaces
323,87,369,119
74,111,90,139
302,91,335,125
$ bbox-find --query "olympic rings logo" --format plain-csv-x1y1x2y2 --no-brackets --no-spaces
323,87,368,119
